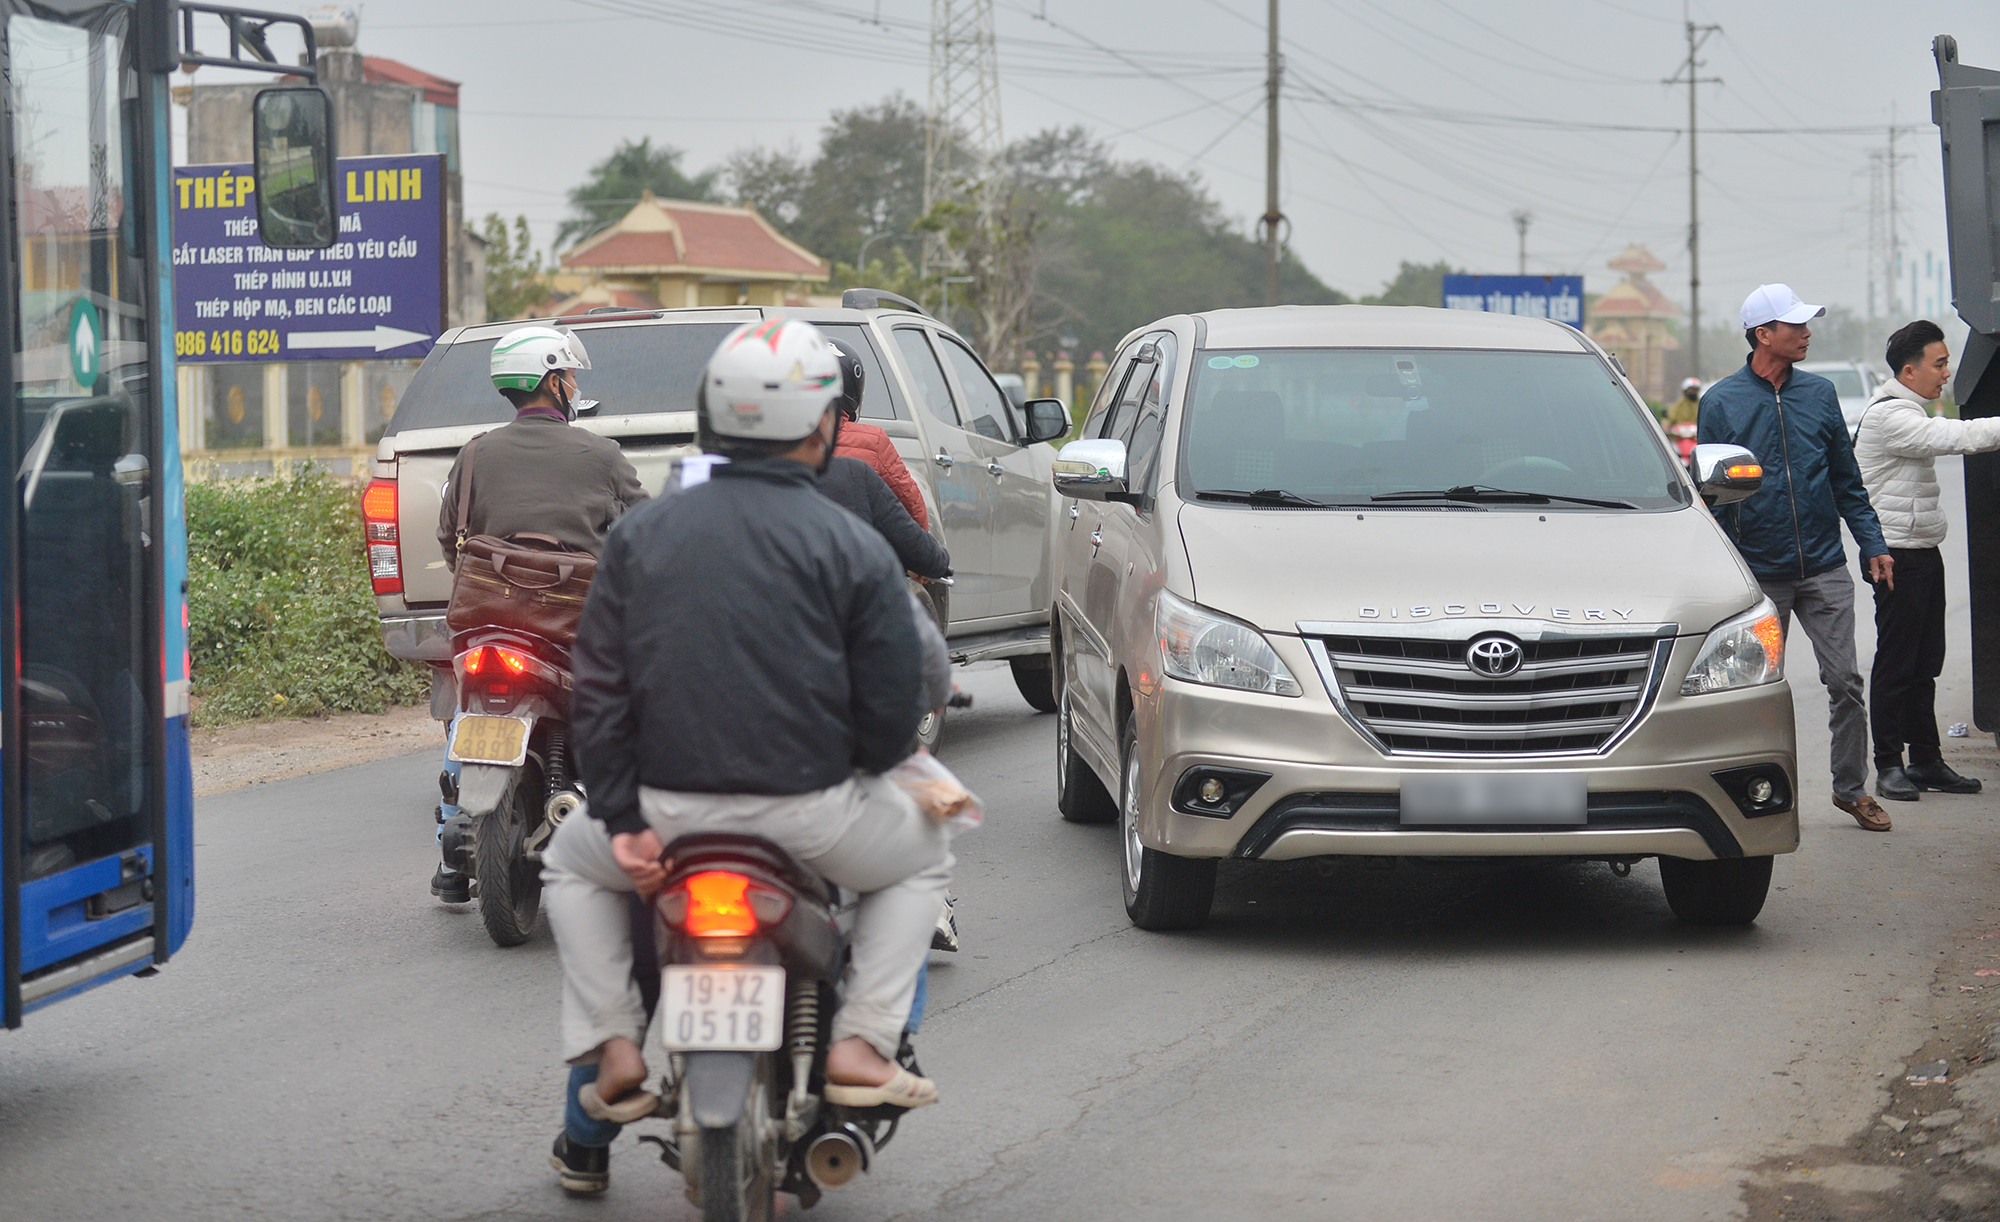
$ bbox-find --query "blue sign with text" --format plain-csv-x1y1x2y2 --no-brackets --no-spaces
172,153,445,363
1441,274,1585,329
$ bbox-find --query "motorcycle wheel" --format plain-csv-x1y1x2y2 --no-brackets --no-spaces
476,766,543,947
692,1062,777,1222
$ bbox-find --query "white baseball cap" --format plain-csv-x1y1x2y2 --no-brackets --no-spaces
1740,283,1825,330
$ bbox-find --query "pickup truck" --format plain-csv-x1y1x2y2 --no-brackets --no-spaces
362,291,1065,733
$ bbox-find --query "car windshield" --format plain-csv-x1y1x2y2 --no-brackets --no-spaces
1180,348,1688,510
386,322,738,434
1818,369,1865,399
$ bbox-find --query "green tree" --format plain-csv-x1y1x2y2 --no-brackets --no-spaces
558,137,720,248
478,213,548,322
1360,260,1462,307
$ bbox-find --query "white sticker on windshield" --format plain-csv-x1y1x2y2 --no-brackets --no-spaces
1233,354,1260,368
1207,355,1234,369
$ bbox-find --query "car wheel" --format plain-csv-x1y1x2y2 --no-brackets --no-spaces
1009,655,1058,713
1658,855,1773,925
1055,657,1115,824
915,705,944,751
1119,714,1215,930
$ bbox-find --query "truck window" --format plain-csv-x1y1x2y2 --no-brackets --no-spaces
387,323,736,434
892,328,961,427
815,322,905,421
936,336,1016,442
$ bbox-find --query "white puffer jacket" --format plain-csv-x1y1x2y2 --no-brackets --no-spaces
1852,381,2000,548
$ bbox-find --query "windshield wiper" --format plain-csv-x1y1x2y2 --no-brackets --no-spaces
1370,484,1637,510
1194,487,1335,508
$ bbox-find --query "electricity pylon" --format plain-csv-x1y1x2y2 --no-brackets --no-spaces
924,0,1002,283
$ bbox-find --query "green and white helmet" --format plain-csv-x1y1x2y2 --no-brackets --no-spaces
489,325,591,394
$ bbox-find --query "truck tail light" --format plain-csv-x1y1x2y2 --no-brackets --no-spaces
361,478,401,595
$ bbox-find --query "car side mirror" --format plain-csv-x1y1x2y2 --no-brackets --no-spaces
1023,397,1070,445
1053,438,1130,502
1691,442,1763,507
253,86,337,250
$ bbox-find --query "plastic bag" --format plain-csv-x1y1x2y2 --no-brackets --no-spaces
888,749,984,831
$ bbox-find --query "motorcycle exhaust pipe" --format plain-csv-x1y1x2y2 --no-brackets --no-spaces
805,1128,869,1190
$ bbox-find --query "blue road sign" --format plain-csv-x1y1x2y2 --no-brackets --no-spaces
1441,274,1585,329
172,153,445,363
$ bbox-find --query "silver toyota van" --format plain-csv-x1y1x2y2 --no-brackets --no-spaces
1048,305,1796,930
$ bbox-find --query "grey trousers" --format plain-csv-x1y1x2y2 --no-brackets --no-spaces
1760,566,1869,801
542,774,951,1063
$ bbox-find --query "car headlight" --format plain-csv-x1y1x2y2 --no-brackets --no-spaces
1156,590,1301,696
1679,598,1785,695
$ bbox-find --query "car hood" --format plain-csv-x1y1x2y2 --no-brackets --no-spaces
1175,500,1758,637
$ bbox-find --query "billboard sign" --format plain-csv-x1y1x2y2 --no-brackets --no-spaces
172,153,445,363
1441,274,1585,329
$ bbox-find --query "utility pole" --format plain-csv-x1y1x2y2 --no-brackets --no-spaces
1261,0,1284,305
1512,210,1532,275
1664,17,1720,378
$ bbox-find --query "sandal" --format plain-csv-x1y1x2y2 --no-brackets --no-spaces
824,1067,938,1110
577,1080,662,1124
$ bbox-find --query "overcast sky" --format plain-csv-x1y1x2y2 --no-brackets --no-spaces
184,0,1995,332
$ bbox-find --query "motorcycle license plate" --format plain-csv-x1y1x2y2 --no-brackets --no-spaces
661,966,785,1051
448,715,531,766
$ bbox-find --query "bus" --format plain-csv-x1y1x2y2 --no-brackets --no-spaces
1,1,334,1027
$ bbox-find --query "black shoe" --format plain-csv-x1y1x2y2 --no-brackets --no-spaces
1906,760,1983,794
1876,766,1921,802
430,864,471,904
550,1133,609,1195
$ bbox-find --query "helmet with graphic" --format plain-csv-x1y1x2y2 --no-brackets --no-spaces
701,318,843,441
489,325,591,395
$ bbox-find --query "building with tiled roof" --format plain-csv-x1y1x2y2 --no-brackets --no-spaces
547,192,829,314
1587,244,1681,403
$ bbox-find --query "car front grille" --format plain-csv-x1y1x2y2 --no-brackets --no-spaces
1313,631,1666,756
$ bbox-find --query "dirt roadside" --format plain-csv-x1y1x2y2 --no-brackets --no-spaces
191,704,440,797
1743,731,2000,1221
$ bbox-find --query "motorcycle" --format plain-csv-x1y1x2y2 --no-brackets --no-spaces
628,833,912,1221
439,627,584,947
1668,420,1698,464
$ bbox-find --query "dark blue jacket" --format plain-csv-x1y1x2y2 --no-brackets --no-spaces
1697,358,1887,581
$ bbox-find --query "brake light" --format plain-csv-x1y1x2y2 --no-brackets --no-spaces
684,871,757,937
361,478,401,595
462,647,485,675
496,648,527,675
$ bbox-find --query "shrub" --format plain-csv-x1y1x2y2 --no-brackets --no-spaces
186,468,428,725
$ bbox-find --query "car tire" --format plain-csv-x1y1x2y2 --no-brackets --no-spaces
1658,855,1772,926
1009,655,1058,714
915,705,944,751
1055,655,1115,824
1119,714,1215,930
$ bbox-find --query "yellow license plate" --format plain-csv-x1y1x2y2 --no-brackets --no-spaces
449,716,530,766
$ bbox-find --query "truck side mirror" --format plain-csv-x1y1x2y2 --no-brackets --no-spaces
1691,443,1762,507
253,86,337,250
1023,398,1070,444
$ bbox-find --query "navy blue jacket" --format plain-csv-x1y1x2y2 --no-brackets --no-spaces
1697,359,1887,581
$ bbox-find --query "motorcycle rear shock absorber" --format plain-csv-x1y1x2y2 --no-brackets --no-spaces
545,727,570,799
784,978,820,1136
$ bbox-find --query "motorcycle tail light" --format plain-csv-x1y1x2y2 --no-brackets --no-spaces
660,870,793,937
495,648,528,675
361,479,401,595
462,646,487,675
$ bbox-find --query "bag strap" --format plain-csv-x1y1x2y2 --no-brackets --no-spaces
453,436,479,552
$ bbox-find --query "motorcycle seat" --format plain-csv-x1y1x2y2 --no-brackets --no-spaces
663,832,838,908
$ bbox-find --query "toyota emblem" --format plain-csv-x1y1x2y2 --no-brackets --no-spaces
1466,635,1524,677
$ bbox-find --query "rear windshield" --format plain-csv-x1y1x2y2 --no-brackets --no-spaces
1181,348,1686,510
387,322,737,434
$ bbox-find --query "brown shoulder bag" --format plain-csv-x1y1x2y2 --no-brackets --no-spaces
444,436,599,645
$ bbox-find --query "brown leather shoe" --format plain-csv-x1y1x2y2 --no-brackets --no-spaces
1834,793,1892,832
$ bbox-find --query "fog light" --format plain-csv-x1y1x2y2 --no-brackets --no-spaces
1200,778,1225,804
1747,778,1774,804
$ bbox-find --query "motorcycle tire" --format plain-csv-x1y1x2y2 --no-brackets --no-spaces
476,767,543,947
691,1067,777,1222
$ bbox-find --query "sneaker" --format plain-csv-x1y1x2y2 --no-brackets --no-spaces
550,1133,609,1195
1833,792,1892,832
930,892,959,953
1875,766,1921,802
1905,760,1983,794
430,864,471,904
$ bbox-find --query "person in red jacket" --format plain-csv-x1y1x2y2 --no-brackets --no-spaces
828,339,929,530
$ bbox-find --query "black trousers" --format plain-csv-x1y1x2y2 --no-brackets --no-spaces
1870,546,1948,769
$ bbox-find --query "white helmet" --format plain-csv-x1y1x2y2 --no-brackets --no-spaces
702,318,843,442
1682,377,1701,393
490,325,591,394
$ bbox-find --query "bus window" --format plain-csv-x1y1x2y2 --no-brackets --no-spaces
10,12,151,880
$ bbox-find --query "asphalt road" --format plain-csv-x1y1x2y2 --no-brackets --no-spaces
6,462,1999,1221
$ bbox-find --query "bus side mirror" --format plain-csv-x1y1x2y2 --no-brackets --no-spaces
252,86,337,250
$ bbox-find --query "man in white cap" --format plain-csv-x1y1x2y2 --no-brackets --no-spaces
1698,284,1896,832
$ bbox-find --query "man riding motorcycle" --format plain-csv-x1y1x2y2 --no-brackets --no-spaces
428,325,647,904
828,338,930,529
542,317,951,1193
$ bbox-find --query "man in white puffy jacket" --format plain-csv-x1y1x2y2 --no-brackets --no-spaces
1854,319,2000,801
